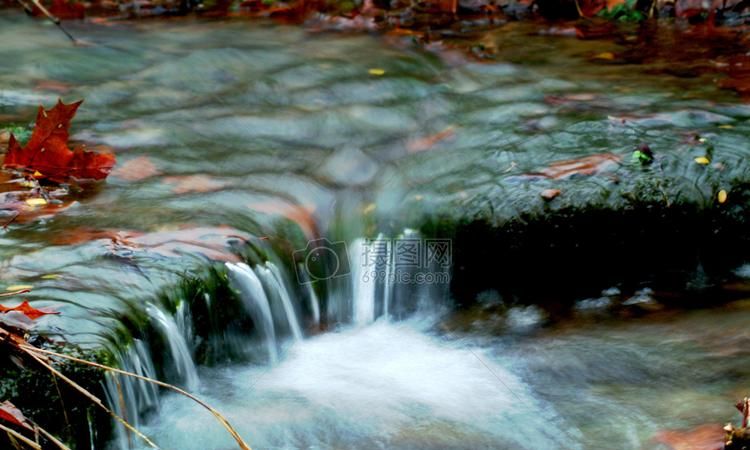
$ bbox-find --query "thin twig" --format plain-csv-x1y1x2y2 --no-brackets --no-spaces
32,424,71,450
113,376,133,450
0,289,31,298
50,375,72,433
21,345,252,450
2,211,19,230
0,423,41,450
16,0,78,43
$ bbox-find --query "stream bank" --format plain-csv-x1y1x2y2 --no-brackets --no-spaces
2,12,750,449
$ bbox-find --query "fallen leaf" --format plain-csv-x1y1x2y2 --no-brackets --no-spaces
0,401,33,431
48,226,252,261
653,424,725,450
163,174,227,194
0,300,58,320
541,189,562,200
33,79,72,94
368,68,386,76
406,127,455,153
3,99,116,182
524,153,621,180
24,198,47,207
248,201,318,240
111,156,160,181
719,190,728,204
578,0,607,15
5,285,33,292
593,52,615,60
695,156,711,165
52,0,85,19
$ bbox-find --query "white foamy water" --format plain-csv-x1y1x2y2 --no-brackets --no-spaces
139,320,578,450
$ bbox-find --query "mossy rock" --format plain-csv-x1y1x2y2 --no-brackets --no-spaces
0,339,111,449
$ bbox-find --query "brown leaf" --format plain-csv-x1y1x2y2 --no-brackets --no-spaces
163,174,227,194
111,156,161,181
541,189,562,200
406,127,455,154
653,424,725,450
525,153,621,180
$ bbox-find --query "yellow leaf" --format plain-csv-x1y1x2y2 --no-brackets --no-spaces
6,284,33,291
694,156,710,165
362,203,376,214
368,68,386,76
718,190,728,204
32,170,43,177
25,198,47,207
41,274,61,280
594,52,615,60
719,124,734,129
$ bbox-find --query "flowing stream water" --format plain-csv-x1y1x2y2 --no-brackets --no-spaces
2,11,750,449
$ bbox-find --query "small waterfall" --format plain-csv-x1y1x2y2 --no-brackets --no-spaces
350,238,378,325
226,262,279,364
311,230,452,327
264,261,304,340
147,306,200,390
103,231,450,449
104,340,159,448
294,262,326,327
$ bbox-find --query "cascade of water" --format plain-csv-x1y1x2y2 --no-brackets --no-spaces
379,233,393,321
147,306,200,390
104,339,159,448
226,262,279,364
303,271,322,327
105,231,450,449
350,238,377,325
265,261,303,340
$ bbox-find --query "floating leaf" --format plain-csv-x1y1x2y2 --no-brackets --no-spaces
111,156,160,181
0,300,59,320
653,423,724,450
718,190,728,204
695,156,711,165
163,174,227,194
3,99,116,182
524,153,621,180
24,198,47,207
406,127,455,153
5,285,33,292
368,68,386,76
541,189,562,201
632,144,654,165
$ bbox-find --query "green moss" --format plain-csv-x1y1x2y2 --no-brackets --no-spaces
0,341,111,449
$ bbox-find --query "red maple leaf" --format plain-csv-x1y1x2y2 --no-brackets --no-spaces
0,401,33,432
3,99,115,182
0,300,59,320
49,0,85,20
